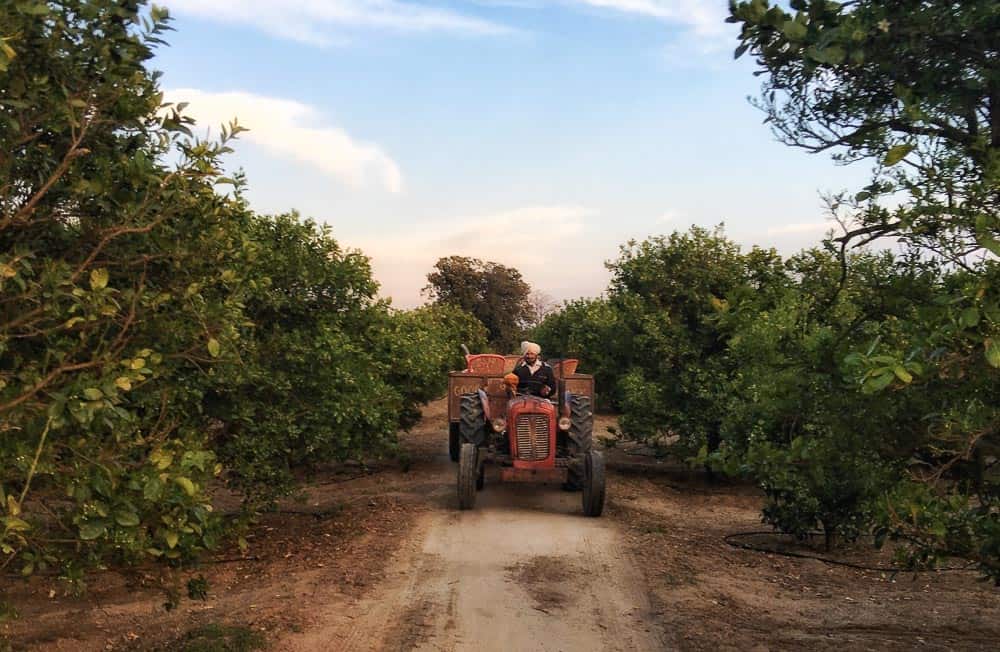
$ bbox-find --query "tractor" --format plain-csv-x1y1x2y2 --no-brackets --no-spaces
447,351,605,517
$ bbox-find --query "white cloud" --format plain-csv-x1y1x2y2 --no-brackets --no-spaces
165,88,402,193
564,1,737,67
165,1,734,49
165,0,512,46
572,0,729,37
434,205,590,263
766,222,834,236
360,204,593,265
657,210,678,223
345,205,607,307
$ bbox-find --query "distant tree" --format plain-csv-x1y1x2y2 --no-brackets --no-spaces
531,297,626,409
527,290,558,328
424,256,532,351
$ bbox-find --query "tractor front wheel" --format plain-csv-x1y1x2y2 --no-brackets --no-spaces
568,394,594,453
458,443,478,510
581,450,605,517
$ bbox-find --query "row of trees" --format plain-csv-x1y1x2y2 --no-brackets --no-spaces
538,0,998,577
2,0,995,590
537,230,997,561
0,1,484,584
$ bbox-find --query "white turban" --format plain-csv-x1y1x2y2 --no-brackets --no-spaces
521,341,541,355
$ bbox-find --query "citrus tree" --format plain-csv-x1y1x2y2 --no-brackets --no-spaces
0,1,490,588
729,0,1000,575
1,1,245,578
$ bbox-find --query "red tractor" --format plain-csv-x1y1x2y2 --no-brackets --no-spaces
447,352,605,517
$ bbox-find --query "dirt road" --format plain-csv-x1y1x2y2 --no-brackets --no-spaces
6,399,1000,651
283,474,663,651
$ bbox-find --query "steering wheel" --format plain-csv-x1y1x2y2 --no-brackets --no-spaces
516,379,551,397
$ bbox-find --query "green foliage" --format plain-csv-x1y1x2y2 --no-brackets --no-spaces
710,245,997,562
187,574,209,601
580,226,786,454
202,211,398,501
730,0,999,260
171,623,265,652
704,249,927,543
0,0,491,589
205,214,487,500
379,303,488,428
1,0,239,580
532,297,624,408
539,223,998,577
0,599,16,623
731,437,895,548
729,0,1000,580
874,481,995,574
424,255,533,351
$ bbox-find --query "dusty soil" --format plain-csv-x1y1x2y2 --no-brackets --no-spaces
3,400,1000,651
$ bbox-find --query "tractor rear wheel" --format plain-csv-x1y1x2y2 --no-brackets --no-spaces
459,394,486,447
568,394,593,453
458,443,478,510
582,450,605,517
449,422,460,462
566,394,594,490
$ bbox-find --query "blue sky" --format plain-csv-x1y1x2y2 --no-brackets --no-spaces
153,1,872,307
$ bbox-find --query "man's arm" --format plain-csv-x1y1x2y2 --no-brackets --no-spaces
541,364,556,397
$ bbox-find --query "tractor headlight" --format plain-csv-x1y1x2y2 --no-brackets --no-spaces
558,416,571,431
492,418,506,432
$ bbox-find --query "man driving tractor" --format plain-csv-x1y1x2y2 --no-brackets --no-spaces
449,342,605,516
511,341,557,398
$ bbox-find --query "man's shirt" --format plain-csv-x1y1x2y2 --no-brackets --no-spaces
513,360,556,397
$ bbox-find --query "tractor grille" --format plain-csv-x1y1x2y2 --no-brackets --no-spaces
514,414,550,461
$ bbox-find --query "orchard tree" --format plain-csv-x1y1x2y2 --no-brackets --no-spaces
731,0,1000,576
209,215,491,499
605,227,787,455
424,255,533,351
532,297,626,409
712,248,941,547
0,0,506,590
203,212,401,500
0,1,244,577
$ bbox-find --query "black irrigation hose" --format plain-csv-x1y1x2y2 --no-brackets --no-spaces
723,531,980,574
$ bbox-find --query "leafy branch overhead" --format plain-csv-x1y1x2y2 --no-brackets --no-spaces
730,0,999,260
